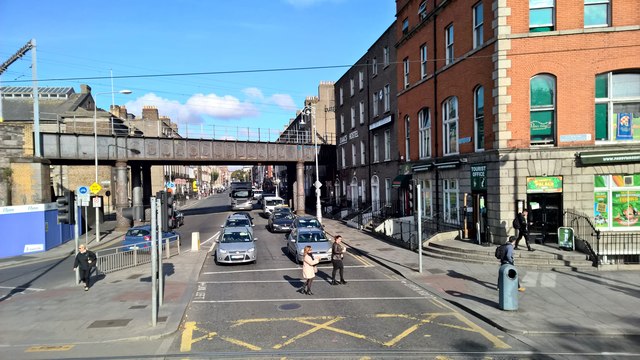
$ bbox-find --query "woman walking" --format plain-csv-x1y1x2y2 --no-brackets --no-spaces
301,245,319,295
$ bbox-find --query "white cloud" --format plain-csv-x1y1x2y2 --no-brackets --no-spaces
243,87,264,99
124,92,259,124
270,94,297,111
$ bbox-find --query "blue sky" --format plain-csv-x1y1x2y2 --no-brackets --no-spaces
0,0,396,134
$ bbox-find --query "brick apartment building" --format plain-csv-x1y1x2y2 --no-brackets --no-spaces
395,0,640,261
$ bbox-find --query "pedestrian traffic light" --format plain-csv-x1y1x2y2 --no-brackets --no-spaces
157,191,169,232
56,190,75,224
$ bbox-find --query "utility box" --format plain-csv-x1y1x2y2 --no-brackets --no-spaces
498,264,519,311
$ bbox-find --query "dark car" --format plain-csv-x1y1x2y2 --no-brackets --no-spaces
122,225,179,251
268,211,295,233
172,210,184,227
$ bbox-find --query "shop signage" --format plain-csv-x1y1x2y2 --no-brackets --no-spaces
339,135,348,145
578,151,640,166
557,227,575,250
526,176,563,193
348,130,359,140
369,115,393,130
470,164,487,191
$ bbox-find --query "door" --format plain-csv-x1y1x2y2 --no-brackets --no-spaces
527,193,563,244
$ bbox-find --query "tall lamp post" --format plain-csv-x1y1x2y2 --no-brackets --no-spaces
303,105,322,223
93,89,132,242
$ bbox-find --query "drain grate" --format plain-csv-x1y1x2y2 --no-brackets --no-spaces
127,274,143,280
376,247,395,252
88,319,132,328
158,316,167,322
427,268,446,274
129,305,147,309
278,303,302,311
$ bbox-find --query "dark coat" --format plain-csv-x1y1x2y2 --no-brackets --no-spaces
517,212,529,234
74,250,97,270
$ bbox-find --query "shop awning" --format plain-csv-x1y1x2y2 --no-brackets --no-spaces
392,174,412,188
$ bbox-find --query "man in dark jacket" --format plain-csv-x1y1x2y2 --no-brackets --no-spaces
500,237,525,292
331,235,347,285
515,210,534,251
73,244,97,291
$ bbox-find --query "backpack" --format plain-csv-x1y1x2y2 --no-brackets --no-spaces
495,244,508,260
512,217,521,229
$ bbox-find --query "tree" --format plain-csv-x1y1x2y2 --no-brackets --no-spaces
231,169,248,182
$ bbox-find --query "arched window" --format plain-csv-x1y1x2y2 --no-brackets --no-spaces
419,108,431,159
474,86,484,151
530,74,556,145
443,96,458,154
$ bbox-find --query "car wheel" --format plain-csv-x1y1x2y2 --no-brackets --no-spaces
213,255,219,265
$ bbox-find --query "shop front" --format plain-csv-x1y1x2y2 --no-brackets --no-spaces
526,176,563,244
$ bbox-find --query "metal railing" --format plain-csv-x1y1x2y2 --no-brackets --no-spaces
564,209,640,266
94,234,181,274
48,118,336,145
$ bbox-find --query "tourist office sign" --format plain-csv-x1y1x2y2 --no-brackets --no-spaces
470,164,487,191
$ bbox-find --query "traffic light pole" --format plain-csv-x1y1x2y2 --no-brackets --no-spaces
74,196,80,285
151,197,158,327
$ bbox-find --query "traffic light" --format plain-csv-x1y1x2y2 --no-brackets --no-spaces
157,191,169,232
167,194,175,229
56,190,75,224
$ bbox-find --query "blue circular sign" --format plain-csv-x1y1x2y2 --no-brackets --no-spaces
78,186,89,194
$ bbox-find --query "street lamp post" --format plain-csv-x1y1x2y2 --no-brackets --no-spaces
303,105,322,223
93,89,132,242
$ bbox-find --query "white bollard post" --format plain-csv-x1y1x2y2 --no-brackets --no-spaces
191,232,200,251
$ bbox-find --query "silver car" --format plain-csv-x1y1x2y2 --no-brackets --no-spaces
214,227,257,265
286,227,332,264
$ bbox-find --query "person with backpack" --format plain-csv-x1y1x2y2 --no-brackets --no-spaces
514,209,534,251
497,237,525,292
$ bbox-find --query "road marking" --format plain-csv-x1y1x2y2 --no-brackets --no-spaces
273,317,346,349
440,312,510,349
181,321,261,352
203,231,219,252
376,313,436,346
193,296,427,303
198,278,399,284
203,264,371,275
25,345,74,352
0,285,45,291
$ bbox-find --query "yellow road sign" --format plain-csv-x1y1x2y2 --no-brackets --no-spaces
90,182,102,194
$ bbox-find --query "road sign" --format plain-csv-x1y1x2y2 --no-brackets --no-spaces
77,186,90,205
93,196,102,208
166,182,176,189
314,181,322,188
90,182,102,194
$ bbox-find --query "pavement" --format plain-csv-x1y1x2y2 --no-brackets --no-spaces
0,206,639,349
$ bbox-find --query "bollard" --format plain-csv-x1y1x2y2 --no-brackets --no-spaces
191,232,200,251
498,264,519,311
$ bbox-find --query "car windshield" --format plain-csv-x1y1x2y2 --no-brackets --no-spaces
226,219,251,227
274,213,294,219
221,232,252,243
298,218,320,228
297,232,327,243
232,190,251,198
266,199,284,206
126,229,149,236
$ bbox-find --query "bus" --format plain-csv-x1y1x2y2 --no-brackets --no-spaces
230,183,253,211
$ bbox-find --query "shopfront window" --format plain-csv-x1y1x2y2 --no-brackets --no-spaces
595,72,640,142
594,174,640,229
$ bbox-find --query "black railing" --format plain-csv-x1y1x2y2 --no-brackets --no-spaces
564,209,640,266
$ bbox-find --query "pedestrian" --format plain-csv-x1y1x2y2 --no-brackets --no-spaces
331,235,347,285
300,245,319,295
514,209,534,251
73,244,97,291
499,237,525,292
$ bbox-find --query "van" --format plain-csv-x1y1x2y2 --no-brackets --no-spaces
262,196,285,216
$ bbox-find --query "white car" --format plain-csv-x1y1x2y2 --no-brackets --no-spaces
253,189,264,201
262,196,285,216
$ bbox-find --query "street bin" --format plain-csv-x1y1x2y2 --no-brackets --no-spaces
498,263,518,311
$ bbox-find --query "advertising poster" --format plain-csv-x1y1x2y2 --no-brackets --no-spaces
611,191,640,227
616,113,633,140
557,227,575,250
594,191,608,228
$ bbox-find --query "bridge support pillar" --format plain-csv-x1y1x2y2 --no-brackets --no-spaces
114,161,132,231
131,163,144,225
295,161,305,215
142,164,152,221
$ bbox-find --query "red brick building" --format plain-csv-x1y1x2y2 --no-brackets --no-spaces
395,0,640,262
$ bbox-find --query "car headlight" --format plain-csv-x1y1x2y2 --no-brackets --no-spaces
218,249,228,254
247,247,255,253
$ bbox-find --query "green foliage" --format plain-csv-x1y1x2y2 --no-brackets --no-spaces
0,167,12,183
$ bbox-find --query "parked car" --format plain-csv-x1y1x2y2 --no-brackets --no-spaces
214,227,257,265
291,215,323,231
268,211,295,233
172,210,184,227
252,189,264,201
286,227,332,264
122,225,179,251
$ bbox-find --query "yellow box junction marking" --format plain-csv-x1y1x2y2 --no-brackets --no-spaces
25,345,74,352
181,321,261,352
